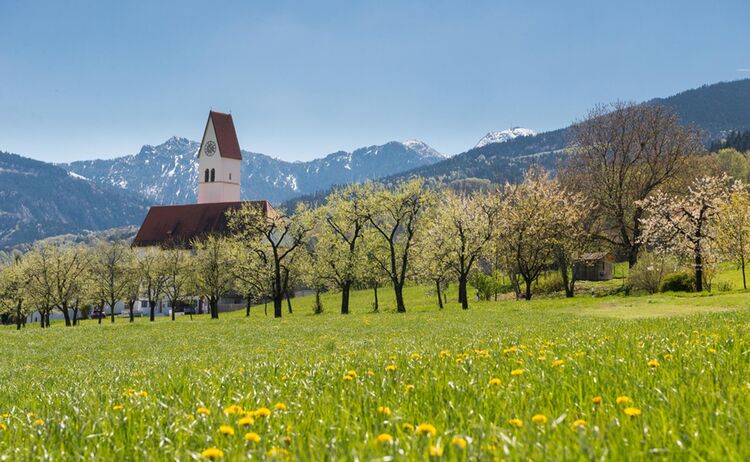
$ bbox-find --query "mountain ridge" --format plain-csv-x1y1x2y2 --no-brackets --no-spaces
63,138,445,204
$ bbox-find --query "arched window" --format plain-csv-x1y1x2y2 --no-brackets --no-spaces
204,169,209,183
210,168,215,182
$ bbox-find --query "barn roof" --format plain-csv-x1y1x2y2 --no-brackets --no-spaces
132,201,273,248
205,111,242,160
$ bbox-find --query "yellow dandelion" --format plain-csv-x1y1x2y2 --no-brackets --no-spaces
136,391,148,398
255,407,271,418
267,447,289,457
238,416,255,426
508,418,523,427
429,445,444,457
404,384,415,393
488,377,502,387
346,370,357,378
537,355,546,361
663,353,674,360
224,405,243,415
416,423,437,437
367,370,375,377
616,396,631,405
32,418,45,426
196,406,211,416
385,364,397,372
219,425,235,436
343,374,354,382
592,396,602,405
274,402,287,411
503,346,519,354
708,348,717,353
647,359,660,368
244,432,261,443
624,407,641,417
571,419,587,430
551,359,564,368
451,436,467,449
388,354,397,360
411,352,422,360
112,405,125,411
402,422,415,432
455,358,464,364
0,423,7,431
510,369,524,376
376,406,392,416
376,433,393,444
531,414,548,425
201,447,224,459
438,350,451,358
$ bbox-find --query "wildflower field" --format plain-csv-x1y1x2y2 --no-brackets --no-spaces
1,286,750,460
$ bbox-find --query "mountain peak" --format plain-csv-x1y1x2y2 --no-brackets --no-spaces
401,139,444,159
474,127,537,149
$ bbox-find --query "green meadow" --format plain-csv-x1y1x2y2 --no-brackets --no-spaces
2,280,750,461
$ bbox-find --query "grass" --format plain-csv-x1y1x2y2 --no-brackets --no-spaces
2,281,750,460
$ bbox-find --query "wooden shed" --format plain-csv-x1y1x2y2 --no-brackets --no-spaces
573,252,615,281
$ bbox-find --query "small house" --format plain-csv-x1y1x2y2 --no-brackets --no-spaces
573,252,615,281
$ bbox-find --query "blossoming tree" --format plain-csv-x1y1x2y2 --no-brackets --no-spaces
638,175,729,292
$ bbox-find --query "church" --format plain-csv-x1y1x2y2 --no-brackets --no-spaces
133,110,275,248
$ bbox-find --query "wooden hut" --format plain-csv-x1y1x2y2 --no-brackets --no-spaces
573,252,615,281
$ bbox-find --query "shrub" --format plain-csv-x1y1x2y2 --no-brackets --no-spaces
536,273,565,295
627,253,672,294
660,272,695,292
716,280,735,292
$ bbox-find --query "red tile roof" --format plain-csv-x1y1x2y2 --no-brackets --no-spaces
132,201,273,248
208,111,242,160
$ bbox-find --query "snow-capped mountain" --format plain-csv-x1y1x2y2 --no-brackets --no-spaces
0,151,148,249
63,137,445,205
474,127,537,148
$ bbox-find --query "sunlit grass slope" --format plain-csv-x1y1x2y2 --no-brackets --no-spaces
1,283,750,460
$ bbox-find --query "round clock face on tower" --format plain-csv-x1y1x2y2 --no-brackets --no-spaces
204,141,217,156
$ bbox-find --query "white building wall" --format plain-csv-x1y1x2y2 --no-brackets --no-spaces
197,118,241,203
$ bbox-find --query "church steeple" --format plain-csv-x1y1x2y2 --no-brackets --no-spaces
197,111,242,204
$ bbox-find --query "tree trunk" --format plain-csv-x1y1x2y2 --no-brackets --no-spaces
273,296,282,318
171,300,176,321
40,312,45,329
373,285,379,312
110,302,116,324
694,250,703,292
394,282,406,313
286,292,293,314
273,266,283,318
458,274,469,310
149,300,156,322
15,300,23,330
742,256,747,290
314,289,323,314
559,263,574,298
436,280,444,310
45,312,50,328
128,301,135,323
211,297,219,319
524,277,533,300
246,294,252,317
61,303,72,327
341,282,351,314
72,307,79,326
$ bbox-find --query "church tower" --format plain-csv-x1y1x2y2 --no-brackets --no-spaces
197,111,242,204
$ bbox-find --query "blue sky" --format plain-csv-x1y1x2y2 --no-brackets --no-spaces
1,1,749,162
